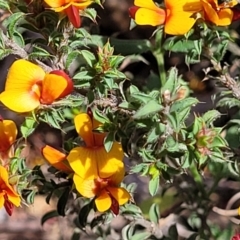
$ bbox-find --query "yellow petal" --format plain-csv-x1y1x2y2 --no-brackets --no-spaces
7,192,21,207
72,1,93,9
42,145,66,165
201,0,219,25
4,59,45,92
135,8,166,26
74,113,94,147
0,165,10,185
53,3,72,12
134,0,161,11
0,120,17,152
0,193,4,208
179,0,202,12
73,174,96,198
0,59,44,112
108,187,130,205
44,0,66,8
42,145,72,172
0,166,20,207
0,90,40,112
95,189,111,212
165,11,196,35
108,163,125,185
67,143,123,179
94,142,124,179
164,0,201,35
216,8,233,26
67,147,98,179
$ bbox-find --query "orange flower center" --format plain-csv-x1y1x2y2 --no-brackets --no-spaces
95,177,110,191
30,80,42,100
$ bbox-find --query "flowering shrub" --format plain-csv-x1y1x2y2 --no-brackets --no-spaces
1,0,240,239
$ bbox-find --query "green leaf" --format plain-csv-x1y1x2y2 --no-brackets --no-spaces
149,203,160,224
149,175,160,196
77,201,94,229
133,100,163,119
81,8,97,22
29,45,52,60
73,70,93,81
131,92,155,104
3,12,25,37
202,110,221,124
131,163,147,174
211,135,227,148
104,77,118,89
81,50,96,67
170,97,198,123
65,50,80,69
0,0,10,10
26,189,37,204
228,161,240,177
0,49,12,60
163,37,203,54
170,97,198,115
161,67,178,93
104,131,114,153
12,31,25,47
122,224,135,240
41,210,59,225
20,117,37,138
57,187,70,216
165,135,179,152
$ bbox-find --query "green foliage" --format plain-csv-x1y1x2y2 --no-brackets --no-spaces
2,0,240,239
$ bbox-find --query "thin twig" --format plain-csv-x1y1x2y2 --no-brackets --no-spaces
2,32,52,72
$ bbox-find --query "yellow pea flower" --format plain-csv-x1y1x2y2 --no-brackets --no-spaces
0,60,73,113
44,0,93,28
67,112,124,180
201,0,238,26
129,0,238,34
73,163,130,214
0,165,21,216
129,0,202,35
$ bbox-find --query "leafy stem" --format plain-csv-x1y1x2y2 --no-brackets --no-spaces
153,29,166,87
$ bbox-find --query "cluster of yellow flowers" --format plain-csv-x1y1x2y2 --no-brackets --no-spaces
43,111,130,214
129,0,238,35
0,59,130,215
